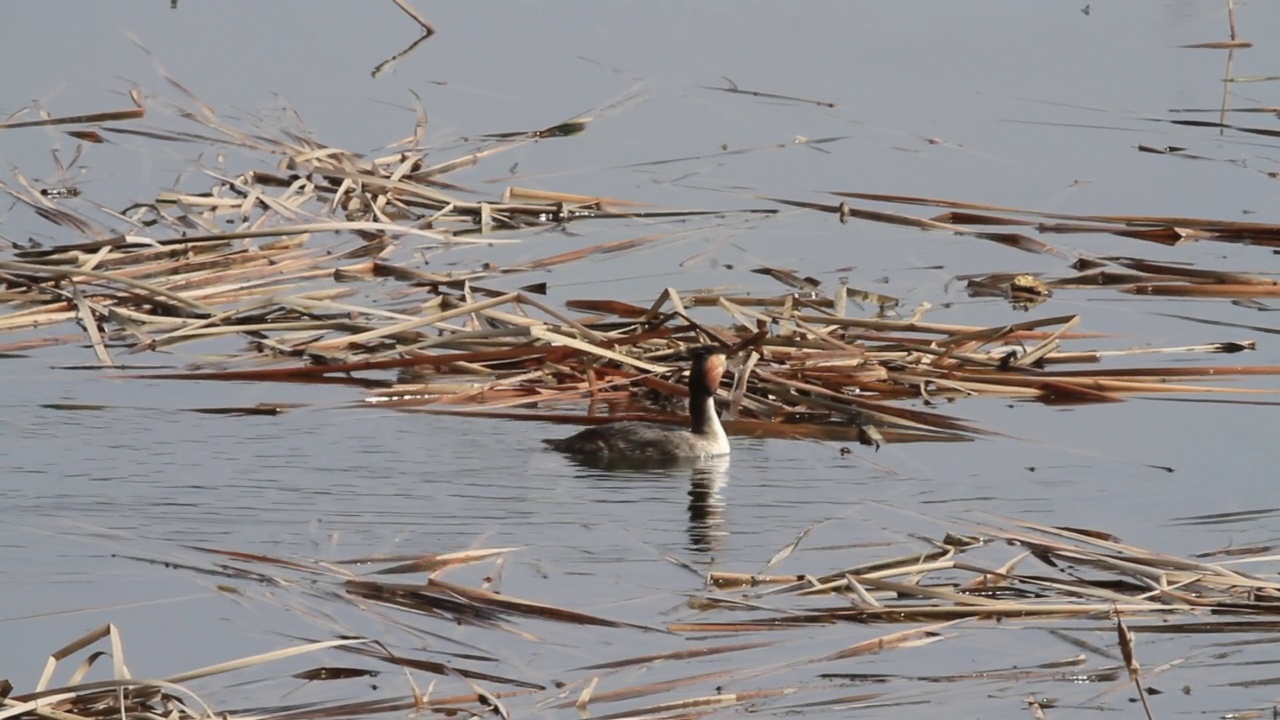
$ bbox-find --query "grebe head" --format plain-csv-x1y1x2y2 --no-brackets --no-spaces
687,346,727,398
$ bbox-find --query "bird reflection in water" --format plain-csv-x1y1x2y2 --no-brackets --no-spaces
562,453,731,554
685,455,730,554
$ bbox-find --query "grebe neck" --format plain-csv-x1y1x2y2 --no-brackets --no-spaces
686,349,729,452
688,391,722,435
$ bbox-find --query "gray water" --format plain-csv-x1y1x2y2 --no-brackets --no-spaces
3,2,1279,717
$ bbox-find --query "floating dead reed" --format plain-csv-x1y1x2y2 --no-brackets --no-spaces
9,513,1280,720
4,81,1280,447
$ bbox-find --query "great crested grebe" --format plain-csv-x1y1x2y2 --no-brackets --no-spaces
544,347,731,461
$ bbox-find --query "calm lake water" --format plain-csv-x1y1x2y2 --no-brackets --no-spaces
3,2,1279,717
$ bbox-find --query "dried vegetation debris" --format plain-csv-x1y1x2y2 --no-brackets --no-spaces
813,191,1280,302
3,88,1280,446
8,516,1280,720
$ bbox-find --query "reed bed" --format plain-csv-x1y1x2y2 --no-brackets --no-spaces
8,515,1280,720
3,86,1279,447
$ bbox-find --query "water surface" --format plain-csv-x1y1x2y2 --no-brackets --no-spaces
2,2,1278,716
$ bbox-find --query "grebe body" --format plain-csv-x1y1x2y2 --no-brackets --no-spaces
544,348,730,462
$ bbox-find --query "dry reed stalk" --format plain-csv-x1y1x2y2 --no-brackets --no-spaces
4,82,1279,456
26,503,1276,720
